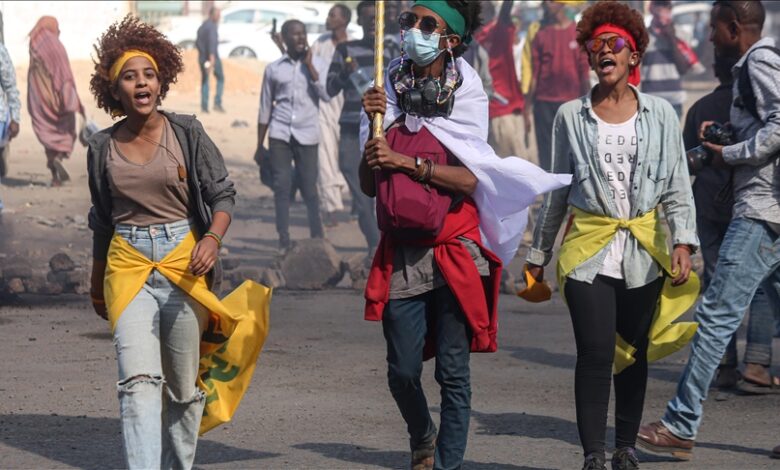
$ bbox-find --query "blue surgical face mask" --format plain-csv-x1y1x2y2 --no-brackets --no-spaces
403,28,444,66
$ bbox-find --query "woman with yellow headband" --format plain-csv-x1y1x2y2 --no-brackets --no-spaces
86,16,238,469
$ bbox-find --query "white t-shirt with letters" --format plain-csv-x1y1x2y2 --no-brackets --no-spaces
594,111,638,279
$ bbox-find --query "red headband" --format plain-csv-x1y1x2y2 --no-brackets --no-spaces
591,23,641,86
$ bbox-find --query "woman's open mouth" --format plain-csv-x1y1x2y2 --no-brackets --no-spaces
134,91,152,106
599,58,616,74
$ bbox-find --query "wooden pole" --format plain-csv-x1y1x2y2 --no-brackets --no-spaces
372,0,385,138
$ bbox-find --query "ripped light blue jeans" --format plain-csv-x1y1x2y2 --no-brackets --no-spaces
113,219,208,470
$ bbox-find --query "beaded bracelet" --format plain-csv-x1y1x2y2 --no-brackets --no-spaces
204,231,223,247
411,157,427,182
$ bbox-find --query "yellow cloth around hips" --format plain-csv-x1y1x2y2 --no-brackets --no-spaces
557,207,699,374
104,231,271,435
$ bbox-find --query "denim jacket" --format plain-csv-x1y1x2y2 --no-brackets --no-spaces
527,86,699,288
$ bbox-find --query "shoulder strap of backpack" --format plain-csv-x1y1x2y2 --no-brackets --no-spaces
738,46,780,122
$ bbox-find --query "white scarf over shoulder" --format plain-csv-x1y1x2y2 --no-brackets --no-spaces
360,57,571,265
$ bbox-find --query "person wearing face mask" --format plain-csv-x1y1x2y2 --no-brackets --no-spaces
86,17,268,469
524,2,699,469
360,2,570,469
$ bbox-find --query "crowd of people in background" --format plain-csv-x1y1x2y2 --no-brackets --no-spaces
0,0,779,469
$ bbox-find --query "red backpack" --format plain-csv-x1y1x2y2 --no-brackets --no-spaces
375,125,453,240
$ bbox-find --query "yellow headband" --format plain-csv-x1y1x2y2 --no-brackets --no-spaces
109,49,158,82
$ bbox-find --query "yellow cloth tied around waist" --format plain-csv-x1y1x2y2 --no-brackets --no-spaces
557,207,699,374
105,231,271,435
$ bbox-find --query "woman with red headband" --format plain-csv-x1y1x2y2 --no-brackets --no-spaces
524,2,699,469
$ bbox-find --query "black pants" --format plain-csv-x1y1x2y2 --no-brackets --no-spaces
269,137,324,246
564,275,664,456
339,125,379,251
532,100,565,171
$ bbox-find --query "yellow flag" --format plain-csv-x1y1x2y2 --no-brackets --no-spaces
104,232,272,434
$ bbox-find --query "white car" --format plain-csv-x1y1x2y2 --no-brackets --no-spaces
219,20,363,63
159,1,352,59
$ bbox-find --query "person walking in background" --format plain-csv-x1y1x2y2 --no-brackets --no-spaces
0,39,21,213
527,0,590,171
27,16,85,187
327,1,393,256
682,52,779,395
476,0,530,159
638,1,780,460
257,20,330,254
311,4,352,228
196,7,224,113
640,0,693,117
526,2,699,468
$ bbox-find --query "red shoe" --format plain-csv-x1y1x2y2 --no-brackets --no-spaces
637,421,694,460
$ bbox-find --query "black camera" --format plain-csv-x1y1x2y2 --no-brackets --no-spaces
686,122,736,174
398,77,455,118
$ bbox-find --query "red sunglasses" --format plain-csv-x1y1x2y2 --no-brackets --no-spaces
585,36,632,54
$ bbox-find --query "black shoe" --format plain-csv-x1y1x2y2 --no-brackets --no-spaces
583,453,607,470
611,447,639,470
214,104,225,113
0,144,8,178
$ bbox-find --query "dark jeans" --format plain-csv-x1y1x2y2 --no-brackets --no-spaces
698,215,776,368
339,125,379,251
382,286,472,470
533,100,565,171
199,57,224,111
564,275,664,457
268,137,324,246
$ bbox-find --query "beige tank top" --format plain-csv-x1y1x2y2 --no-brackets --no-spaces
107,116,191,226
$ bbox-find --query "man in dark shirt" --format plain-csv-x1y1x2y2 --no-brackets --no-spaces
196,7,224,113
327,0,395,255
683,52,777,393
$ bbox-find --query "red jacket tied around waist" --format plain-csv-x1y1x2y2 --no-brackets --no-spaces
365,198,503,359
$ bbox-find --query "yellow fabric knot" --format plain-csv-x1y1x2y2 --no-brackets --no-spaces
104,231,272,435
556,207,699,374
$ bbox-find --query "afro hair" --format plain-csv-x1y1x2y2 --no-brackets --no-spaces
576,1,649,57
90,15,183,116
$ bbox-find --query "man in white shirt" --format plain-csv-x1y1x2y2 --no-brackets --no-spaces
310,4,352,227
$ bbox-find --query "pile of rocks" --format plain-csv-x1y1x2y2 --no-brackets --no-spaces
220,239,371,292
1,253,88,295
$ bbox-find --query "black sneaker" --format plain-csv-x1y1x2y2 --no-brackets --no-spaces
214,104,225,113
611,447,639,470
583,453,607,470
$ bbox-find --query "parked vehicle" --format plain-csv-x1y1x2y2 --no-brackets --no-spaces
159,1,356,63
220,20,362,62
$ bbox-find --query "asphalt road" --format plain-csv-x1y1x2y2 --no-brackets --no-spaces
0,290,778,470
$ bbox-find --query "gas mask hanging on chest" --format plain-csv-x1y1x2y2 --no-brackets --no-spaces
393,50,461,119
398,76,456,118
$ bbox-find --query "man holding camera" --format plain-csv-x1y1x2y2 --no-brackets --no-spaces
683,52,779,396
638,0,780,459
